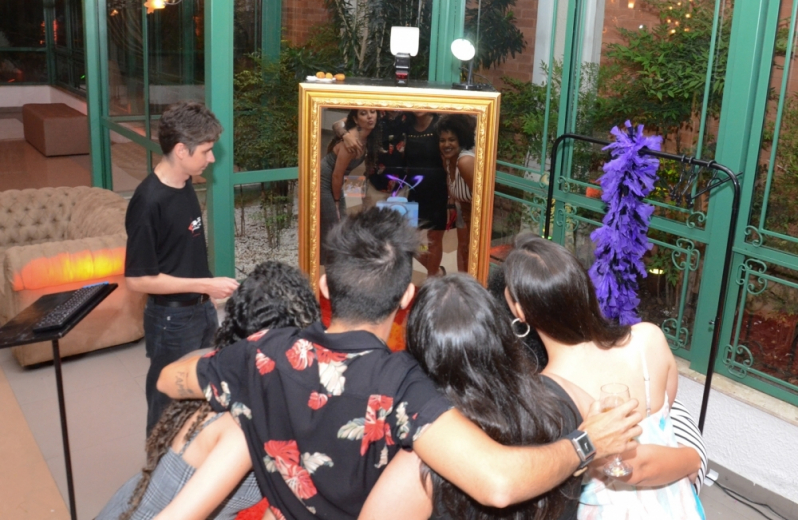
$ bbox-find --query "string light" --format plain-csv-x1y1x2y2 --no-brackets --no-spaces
143,0,182,14
628,0,635,8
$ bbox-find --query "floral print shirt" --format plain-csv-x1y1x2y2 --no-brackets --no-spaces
196,322,452,520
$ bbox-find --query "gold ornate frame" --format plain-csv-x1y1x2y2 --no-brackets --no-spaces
298,82,501,292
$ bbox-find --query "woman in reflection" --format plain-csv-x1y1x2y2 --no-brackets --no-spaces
320,108,378,264
406,111,449,276
438,114,476,272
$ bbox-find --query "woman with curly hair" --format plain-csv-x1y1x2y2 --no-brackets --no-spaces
97,261,321,520
361,274,587,520
437,114,476,272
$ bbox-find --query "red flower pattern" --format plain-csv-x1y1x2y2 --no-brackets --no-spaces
314,345,348,364
286,339,316,370
263,440,319,500
360,394,394,455
269,506,286,520
247,329,269,342
255,350,275,375
308,391,328,410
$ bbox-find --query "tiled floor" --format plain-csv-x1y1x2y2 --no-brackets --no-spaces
0,110,157,195
0,330,791,519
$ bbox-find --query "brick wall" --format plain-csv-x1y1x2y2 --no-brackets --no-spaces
282,0,330,45
475,0,539,89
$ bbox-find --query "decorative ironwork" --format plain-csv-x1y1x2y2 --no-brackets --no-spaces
686,210,707,229
739,258,769,295
723,343,754,378
662,318,690,350
744,225,764,247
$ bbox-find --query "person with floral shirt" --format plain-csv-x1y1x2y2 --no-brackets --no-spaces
157,207,643,520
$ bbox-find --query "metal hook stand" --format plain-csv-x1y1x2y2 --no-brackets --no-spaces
545,133,742,432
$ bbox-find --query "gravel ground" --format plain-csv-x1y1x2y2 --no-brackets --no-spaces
226,198,300,279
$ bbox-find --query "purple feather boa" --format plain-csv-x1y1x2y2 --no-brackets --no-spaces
589,121,661,325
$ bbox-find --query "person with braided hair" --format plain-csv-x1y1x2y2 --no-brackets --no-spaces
97,261,321,520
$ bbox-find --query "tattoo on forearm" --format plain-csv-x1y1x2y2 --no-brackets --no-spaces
175,370,195,398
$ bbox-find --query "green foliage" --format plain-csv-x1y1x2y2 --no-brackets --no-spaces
261,182,296,249
498,62,599,173
233,31,342,171
592,0,728,148
324,0,433,78
465,0,526,70
757,94,798,248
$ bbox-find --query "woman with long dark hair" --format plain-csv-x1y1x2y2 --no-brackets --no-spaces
97,261,321,520
361,274,587,520
320,108,378,264
502,234,704,519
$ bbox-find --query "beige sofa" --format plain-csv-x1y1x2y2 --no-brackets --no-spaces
0,187,145,366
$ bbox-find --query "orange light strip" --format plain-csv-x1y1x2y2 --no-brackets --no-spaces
12,248,126,291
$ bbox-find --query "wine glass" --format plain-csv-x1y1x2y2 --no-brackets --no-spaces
600,383,633,478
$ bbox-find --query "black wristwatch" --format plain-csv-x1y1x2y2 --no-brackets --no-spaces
565,429,596,470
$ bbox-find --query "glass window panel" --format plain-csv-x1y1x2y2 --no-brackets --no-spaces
730,261,798,390
233,181,299,279
54,0,68,47
107,3,146,115
0,1,46,48
147,0,205,117
110,129,150,194
0,51,47,83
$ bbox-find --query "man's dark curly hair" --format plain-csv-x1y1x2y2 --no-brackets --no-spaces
324,207,421,324
120,262,320,520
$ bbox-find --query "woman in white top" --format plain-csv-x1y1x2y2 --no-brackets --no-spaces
437,114,476,272
502,233,705,520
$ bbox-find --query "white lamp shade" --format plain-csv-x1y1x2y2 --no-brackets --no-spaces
390,27,420,57
451,38,476,61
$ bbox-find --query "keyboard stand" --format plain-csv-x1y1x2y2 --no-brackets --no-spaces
0,284,117,520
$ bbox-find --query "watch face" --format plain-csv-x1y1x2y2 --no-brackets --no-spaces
578,436,594,454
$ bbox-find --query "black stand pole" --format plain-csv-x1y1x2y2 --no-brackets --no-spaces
547,133,741,432
0,283,116,520
51,339,78,520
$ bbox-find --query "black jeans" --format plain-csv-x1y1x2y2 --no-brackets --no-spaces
143,298,218,436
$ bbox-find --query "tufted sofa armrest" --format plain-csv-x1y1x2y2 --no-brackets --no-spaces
66,188,128,240
0,234,126,323
0,187,97,248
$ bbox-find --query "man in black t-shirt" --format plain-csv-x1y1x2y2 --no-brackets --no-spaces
125,101,239,435
156,208,643,519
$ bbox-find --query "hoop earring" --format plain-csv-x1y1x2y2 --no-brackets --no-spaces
511,318,531,338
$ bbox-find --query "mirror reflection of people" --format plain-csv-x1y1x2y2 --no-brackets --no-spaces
320,109,378,264
437,114,476,272
503,234,705,519
338,111,409,209
360,273,587,519
97,262,321,520
406,112,449,276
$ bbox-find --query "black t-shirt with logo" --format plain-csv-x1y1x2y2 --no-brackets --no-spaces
124,172,212,300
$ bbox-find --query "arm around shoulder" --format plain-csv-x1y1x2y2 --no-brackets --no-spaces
157,354,203,399
412,408,580,508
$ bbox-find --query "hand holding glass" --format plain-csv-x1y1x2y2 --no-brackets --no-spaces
600,383,633,478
